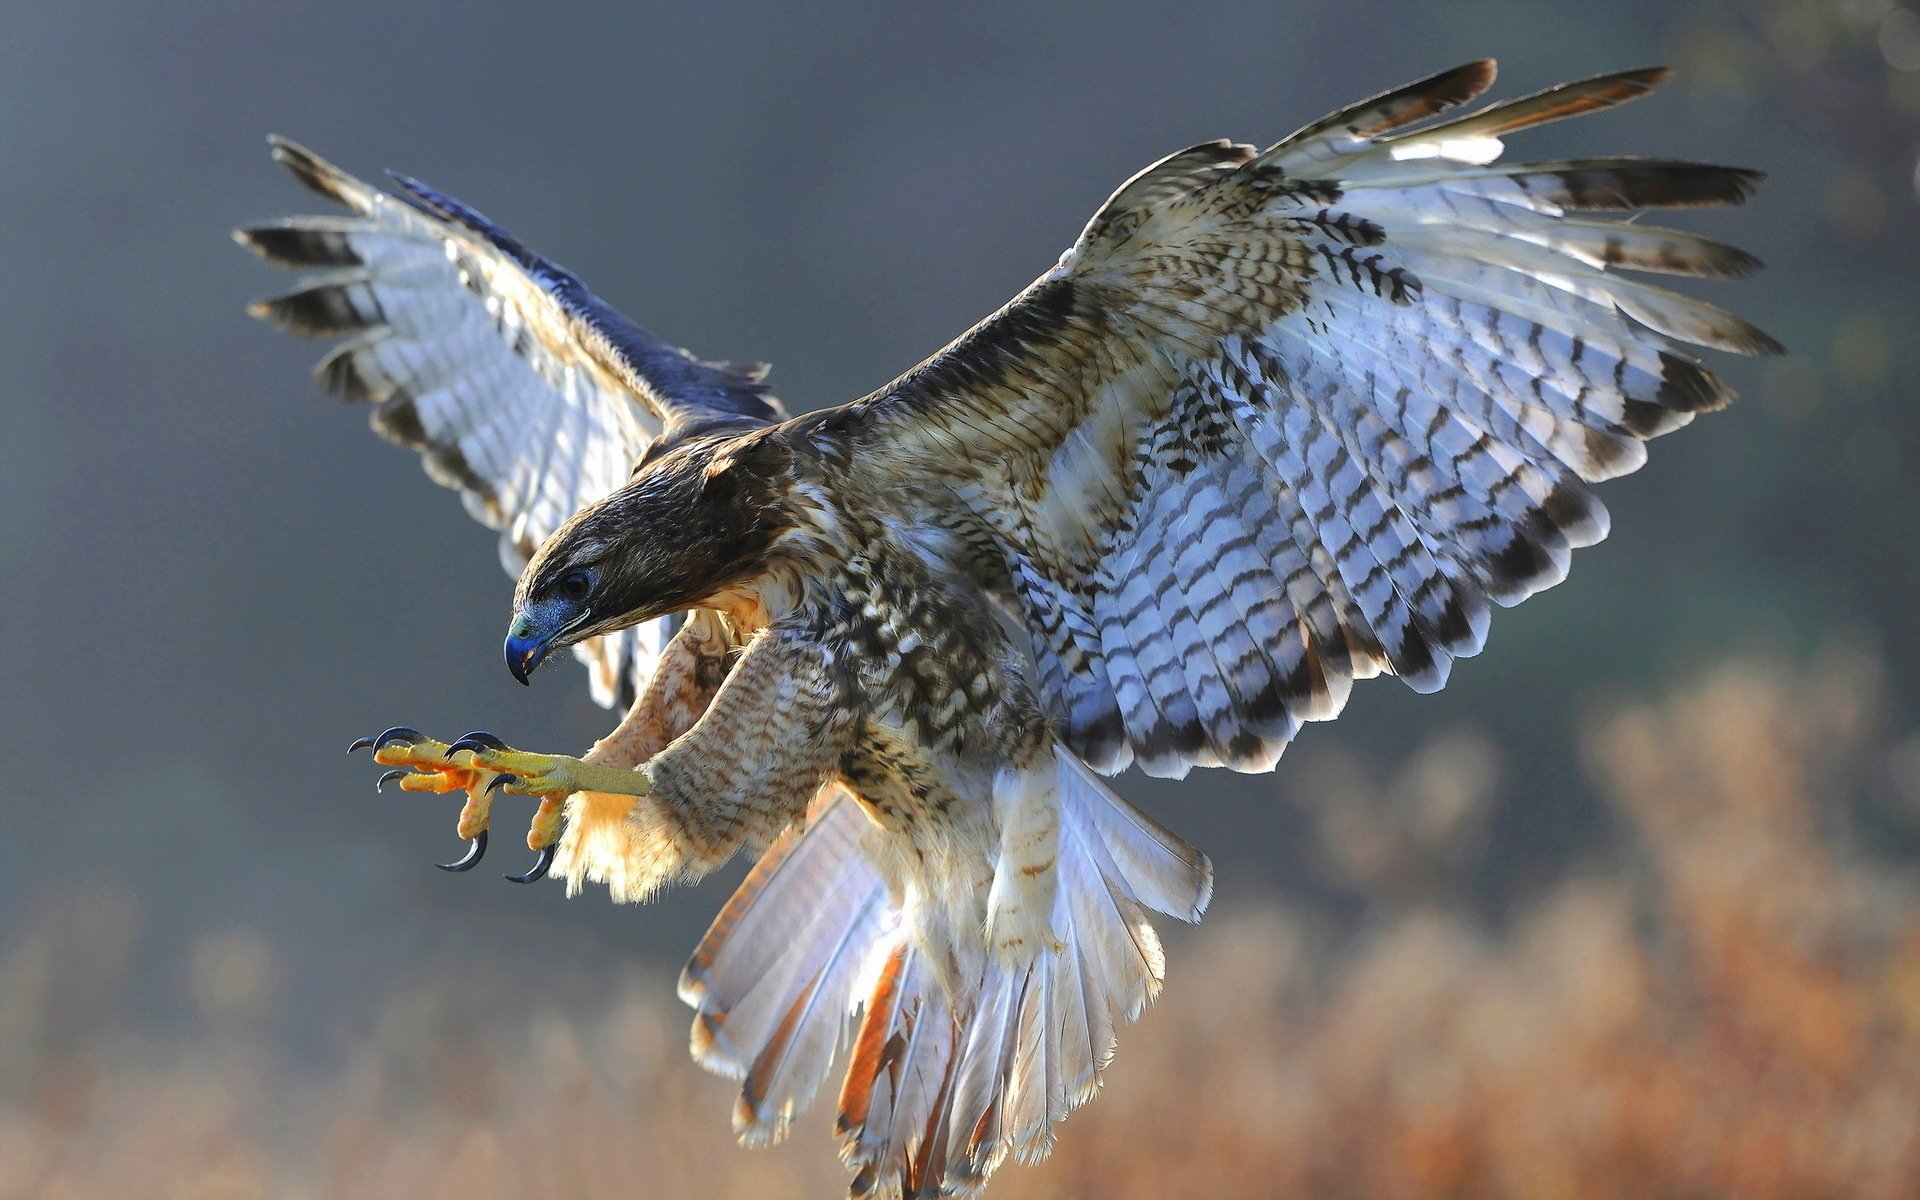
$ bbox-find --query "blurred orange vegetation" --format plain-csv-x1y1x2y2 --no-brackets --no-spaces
4,648,1918,1200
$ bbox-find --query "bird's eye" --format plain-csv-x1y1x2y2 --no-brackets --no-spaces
558,569,592,601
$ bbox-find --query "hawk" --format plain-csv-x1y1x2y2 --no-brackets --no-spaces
239,61,1777,1198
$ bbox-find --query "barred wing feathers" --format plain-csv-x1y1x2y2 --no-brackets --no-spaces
238,140,784,707
829,62,1779,779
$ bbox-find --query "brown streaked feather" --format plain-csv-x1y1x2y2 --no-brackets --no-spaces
1391,65,1672,143
1083,140,1256,244
1270,58,1498,150
1561,221,1762,278
1457,158,1766,210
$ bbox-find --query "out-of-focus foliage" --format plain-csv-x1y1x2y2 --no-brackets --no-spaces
4,649,1917,1199
1677,0,1920,246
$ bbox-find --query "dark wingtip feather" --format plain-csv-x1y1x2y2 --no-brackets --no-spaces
1387,620,1446,695
1539,480,1606,544
1430,588,1484,658
1581,425,1641,473
1593,229,1763,280
383,169,556,281
1582,65,1675,102
1439,65,1677,142
233,221,365,269
1643,164,1765,209
1523,160,1767,211
265,135,365,209
1273,59,1499,153
372,395,429,447
1484,531,1557,604
1356,59,1500,135
1690,314,1787,358
1070,707,1131,775
703,358,774,384
1709,246,1764,280
246,281,382,337
383,170,455,219
313,336,390,402
1656,353,1736,413
1425,59,1500,108
1726,167,1767,199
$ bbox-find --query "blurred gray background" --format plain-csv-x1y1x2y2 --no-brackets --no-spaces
1,0,1912,1108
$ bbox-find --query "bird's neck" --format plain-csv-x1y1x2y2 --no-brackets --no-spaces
704,564,807,635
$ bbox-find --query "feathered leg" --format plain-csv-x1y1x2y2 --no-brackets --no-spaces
983,763,1066,962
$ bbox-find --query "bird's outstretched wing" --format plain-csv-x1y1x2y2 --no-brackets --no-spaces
822,62,1780,777
238,140,784,707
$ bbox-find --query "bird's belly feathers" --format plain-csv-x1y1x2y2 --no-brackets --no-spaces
838,716,997,856
835,717,1002,967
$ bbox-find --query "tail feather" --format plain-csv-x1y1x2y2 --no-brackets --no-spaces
951,751,1208,1190
679,747,1209,1198
839,940,957,1196
943,973,1024,1176
941,759,1208,1191
732,905,885,1145
680,786,889,1143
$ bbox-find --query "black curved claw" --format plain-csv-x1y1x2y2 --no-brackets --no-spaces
505,842,556,885
445,731,509,759
374,768,407,793
351,726,425,755
485,773,520,796
436,829,489,873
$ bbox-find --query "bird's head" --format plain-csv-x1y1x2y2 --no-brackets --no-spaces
503,429,793,684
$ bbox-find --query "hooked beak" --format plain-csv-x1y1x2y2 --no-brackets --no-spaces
504,611,555,685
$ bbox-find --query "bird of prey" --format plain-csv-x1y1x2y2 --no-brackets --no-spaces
239,61,1777,1198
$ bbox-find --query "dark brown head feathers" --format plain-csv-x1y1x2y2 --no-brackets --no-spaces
517,428,795,637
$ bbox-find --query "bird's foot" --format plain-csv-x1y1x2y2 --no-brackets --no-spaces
347,726,652,882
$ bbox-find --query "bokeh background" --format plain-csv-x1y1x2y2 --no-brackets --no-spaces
4,1,1918,1196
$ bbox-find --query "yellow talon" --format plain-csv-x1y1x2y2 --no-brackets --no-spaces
357,726,654,872
528,795,565,850
396,769,472,794
372,738,438,766
356,725,652,883
456,776,496,840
